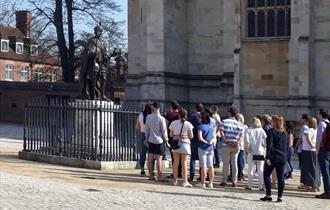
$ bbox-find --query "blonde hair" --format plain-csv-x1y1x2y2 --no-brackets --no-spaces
308,117,317,129
252,117,262,128
272,115,285,132
236,113,245,125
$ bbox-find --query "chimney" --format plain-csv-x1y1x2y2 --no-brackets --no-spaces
16,11,32,38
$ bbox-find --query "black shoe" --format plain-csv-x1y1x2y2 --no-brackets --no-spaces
276,198,282,203
315,193,330,199
188,177,194,182
231,183,237,188
220,182,226,187
260,196,272,202
140,171,146,176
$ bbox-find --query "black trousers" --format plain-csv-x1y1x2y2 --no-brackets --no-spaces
264,162,285,198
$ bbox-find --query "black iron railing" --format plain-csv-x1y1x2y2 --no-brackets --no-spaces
23,96,140,161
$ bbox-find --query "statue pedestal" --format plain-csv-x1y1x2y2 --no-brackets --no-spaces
68,99,120,159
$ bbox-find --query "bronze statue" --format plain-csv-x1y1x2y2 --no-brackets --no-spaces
115,48,127,80
80,26,110,101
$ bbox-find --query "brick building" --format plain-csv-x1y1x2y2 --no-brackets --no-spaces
0,11,61,82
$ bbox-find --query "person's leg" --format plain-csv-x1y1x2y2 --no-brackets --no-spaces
214,137,220,167
198,149,207,184
178,156,182,178
181,154,189,183
275,163,285,199
237,150,244,180
247,153,254,189
318,151,330,195
231,147,240,184
272,170,277,186
221,147,230,184
258,160,265,190
139,133,147,172
147,153,154,179
189,143,197,180
207,152,215,185
156,154,163,180
263,163,274,197
172,152,180,182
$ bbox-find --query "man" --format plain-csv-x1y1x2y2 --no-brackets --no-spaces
316,118,330,199
189,103,204,182
220,107,243,187
211,105,221,168
316,109,329,151
80,25,109,101
165,100,181,178
145,101,170,181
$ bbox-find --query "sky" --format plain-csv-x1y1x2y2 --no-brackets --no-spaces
116,0,128,37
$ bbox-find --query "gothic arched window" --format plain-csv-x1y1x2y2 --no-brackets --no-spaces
246,0,290,38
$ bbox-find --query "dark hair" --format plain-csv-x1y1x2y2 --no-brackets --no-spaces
143,104,152,124
301,113,309,121
179,108,188,122
195,103,204,112
227,107,238,117
210,105,219,113
205,108,213,117
286,121,295,135
201,111,211,124
319,109,329,119
170,100,180,110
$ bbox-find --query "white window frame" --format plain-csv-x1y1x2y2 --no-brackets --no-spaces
36,68,43,82
30,45,38,56
50,70,57,82
20,67,29,82
16,42,24,54
1,39,9,52
5,64,14,81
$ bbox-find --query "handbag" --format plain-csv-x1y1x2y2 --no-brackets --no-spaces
170,121,185,150
253,155,265,161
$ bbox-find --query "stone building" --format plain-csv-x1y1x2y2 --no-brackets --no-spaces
0,11,61,83
127,0,330,120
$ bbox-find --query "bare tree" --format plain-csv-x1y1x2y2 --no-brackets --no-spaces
0,0,125,83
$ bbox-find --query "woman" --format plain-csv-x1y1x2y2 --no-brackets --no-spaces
135,104,152,176
260,115,288,203
245,117,267,191
210,105,221,168
169,108,194,187
197,111,217,188
300,117,321,192
236,113,248,182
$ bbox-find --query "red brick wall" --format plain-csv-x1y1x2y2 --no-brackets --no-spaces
0,59,62,82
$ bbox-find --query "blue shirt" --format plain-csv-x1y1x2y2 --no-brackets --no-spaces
220,118,243,147
197,121,216,152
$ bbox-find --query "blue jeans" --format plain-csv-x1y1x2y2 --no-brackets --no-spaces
139,132,148,170
318,150,330,194
214,137,221,166
264,162,285,198
190,141,199,178
237,150,245,178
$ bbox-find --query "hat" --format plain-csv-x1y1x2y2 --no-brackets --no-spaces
152,101,161,109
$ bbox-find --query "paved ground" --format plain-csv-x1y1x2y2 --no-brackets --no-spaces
0,122,329,209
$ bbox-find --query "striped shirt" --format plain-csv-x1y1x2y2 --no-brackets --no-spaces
220,118,243,147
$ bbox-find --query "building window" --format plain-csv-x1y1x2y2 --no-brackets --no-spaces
30,45,38,56
246,0,291,38
35,68,43,82
5,64,14,81
1,40,9,52
16,42,24,54
20,67,29,81
50,70,57,82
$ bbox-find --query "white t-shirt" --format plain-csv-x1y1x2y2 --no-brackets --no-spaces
138,113,146,133
169,120,194,143
213,113,221,137
245,127,267,156
239,125,248,150
302,128,317,151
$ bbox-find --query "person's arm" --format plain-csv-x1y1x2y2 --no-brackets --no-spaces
161,118,170,147
220,122,227,143
305,133,316,149
188,128,194,139
198,130,210,145
265,131,272,166
244,130,250,152
135,118,141,131
145,120,149,143
170,129,174,138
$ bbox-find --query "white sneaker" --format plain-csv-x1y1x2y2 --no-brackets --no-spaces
173,180,178,186
183,182,192,188
208,183,214,189
196,183,206,189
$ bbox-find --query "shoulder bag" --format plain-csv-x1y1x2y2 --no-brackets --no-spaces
170,121,185,150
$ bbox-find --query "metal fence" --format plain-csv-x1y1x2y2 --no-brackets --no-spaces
23,96,141,161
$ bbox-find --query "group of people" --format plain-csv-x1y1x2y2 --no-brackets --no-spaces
135,101,330,202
